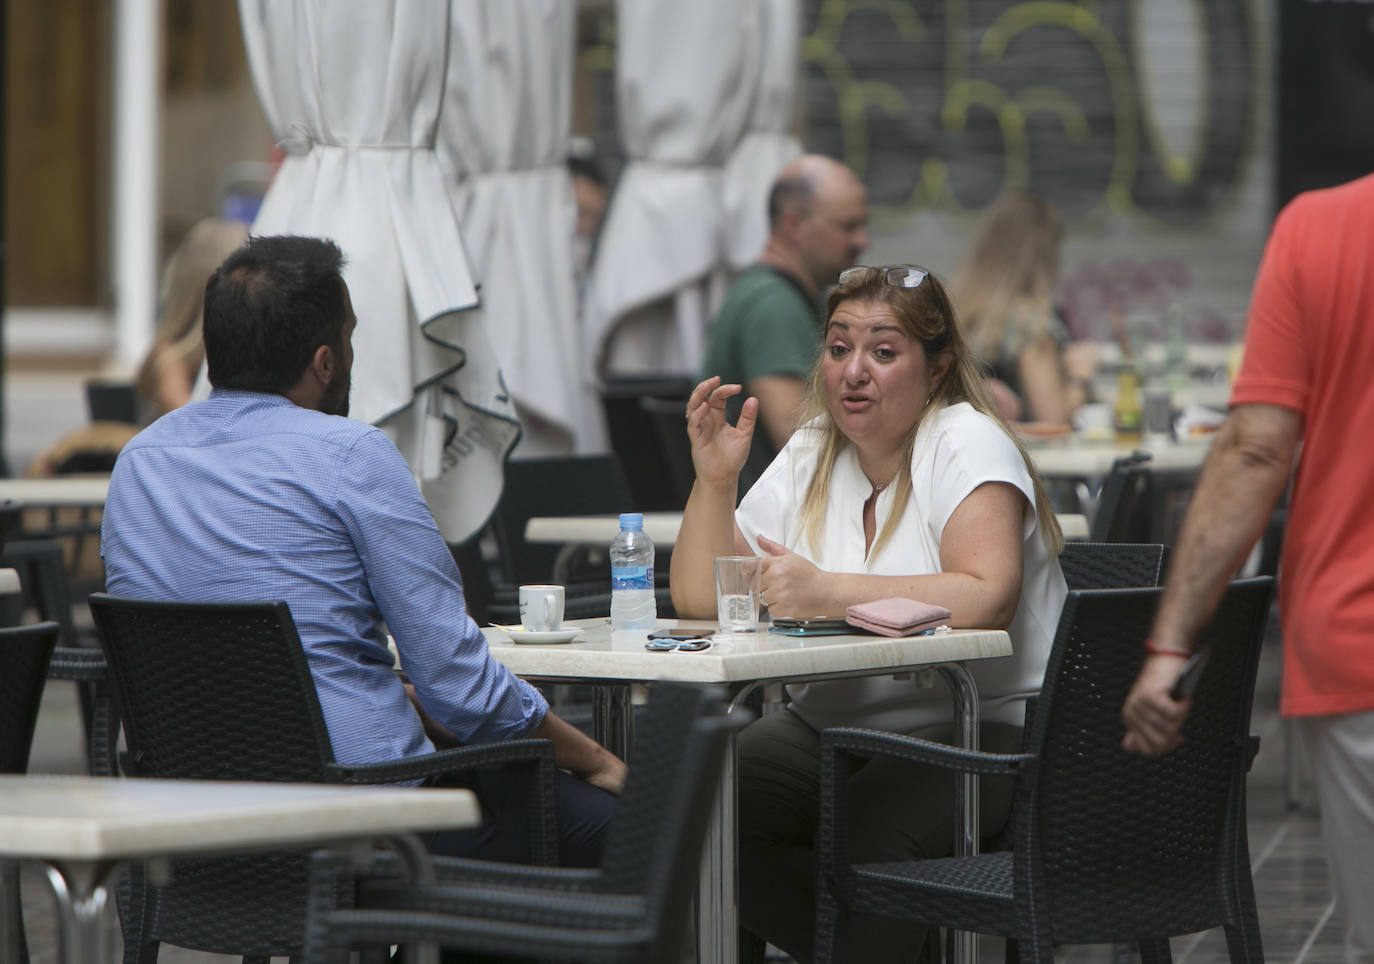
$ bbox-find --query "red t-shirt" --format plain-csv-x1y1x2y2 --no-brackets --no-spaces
1231,172,1374,717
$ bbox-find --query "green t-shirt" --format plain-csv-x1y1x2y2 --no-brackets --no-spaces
699,265,822,422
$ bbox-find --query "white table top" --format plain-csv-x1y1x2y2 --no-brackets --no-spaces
1027,435,1212,479
525,511,683,547
0,775,478,862
0,476,110,507
526,511,1089,547
485,619,1010,685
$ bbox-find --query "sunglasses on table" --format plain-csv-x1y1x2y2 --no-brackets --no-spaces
645,627,714,652
837,264,929,289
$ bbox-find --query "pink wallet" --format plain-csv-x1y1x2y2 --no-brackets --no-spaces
845,597,952,637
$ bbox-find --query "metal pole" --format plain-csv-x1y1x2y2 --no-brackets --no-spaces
111,0,162,369
0,0,9,477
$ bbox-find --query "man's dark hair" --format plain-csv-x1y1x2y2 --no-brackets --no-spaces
203,235,348,395
767,168,816,229
567,154,606,187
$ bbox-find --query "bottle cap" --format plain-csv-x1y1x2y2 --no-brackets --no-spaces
618,512,644,530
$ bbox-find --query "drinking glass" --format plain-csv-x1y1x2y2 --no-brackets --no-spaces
715,556,760,633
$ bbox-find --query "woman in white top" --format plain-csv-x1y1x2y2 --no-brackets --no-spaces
670,265,1067,963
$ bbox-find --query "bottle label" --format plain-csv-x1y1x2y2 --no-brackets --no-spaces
612,566,654,590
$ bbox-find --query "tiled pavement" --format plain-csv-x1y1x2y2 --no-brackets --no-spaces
15,620,1347,963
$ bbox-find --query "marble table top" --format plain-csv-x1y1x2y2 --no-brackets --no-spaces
484,619,1011,685
0,775,478,861
1026,434,1212,478
525,511,683,547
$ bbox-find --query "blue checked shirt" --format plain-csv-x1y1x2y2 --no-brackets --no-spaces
102,390,547,765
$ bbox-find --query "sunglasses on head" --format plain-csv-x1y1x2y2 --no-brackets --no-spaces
837,264,929,289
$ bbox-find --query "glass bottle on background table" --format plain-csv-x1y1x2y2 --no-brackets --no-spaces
610,512,656,632
1113,367,1142,444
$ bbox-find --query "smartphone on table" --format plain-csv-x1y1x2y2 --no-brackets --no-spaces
769,617,852,637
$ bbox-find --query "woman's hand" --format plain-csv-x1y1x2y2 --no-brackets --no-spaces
757,535,829,617
686,376,757,487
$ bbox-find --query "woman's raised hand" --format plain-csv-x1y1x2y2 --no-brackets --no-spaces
685,377,757,486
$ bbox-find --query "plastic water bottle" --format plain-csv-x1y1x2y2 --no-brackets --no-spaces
610,512,657,632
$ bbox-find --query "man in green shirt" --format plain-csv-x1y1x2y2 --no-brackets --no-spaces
701,155,869,451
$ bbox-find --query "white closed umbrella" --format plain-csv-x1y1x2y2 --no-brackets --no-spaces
583,0,758,380
238,0,518,542
440,0,604,455
723,0,804,269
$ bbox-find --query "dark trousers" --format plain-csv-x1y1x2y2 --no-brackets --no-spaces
426,768,616,867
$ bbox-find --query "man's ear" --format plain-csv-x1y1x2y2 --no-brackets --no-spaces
310,343,334,387
778,207,806,244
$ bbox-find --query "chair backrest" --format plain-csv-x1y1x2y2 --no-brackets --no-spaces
639,396,697,508
1023,577,1273,940
0,499,22,557
603,377,696,512
88,594,339,958
0,621,61,773
598,684,742,896
1058,542,1169,590
492,454,636,585
88,594,337,781
1088,451,1154,542
85,379,140,425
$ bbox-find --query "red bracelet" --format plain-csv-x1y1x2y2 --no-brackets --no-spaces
1143,639,1191,658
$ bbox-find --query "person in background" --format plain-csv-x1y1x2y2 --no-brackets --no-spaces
568,153,608,276
1122,172,1374,964
134,217,249,422
672,265,1065,962
699,154,869,454
951,191,1097,425
105,235,625,866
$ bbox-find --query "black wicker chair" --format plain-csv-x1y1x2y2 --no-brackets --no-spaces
1087,451,1155,542
302,682,746,963
0,621,59,774
638,396,697,508
88,593,557,964
816,577,1273,963
1059,541,1169,591
0,620,61,964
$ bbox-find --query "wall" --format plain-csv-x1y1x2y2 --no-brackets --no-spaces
799,0,1274,345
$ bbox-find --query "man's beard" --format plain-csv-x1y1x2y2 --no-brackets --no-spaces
321,370,351,417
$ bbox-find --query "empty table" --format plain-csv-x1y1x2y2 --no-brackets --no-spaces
0,775,478,964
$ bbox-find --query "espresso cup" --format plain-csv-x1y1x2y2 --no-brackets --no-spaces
519,584,565,632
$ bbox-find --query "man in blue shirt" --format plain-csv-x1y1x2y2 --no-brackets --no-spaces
102,235,624,865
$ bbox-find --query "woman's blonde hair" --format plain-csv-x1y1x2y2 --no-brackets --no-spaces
950,191,1062,361
796,265,1063,559
135,218,249,416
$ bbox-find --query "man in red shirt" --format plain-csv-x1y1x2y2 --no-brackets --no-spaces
1122,171,1374,961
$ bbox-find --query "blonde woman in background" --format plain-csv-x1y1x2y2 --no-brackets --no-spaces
951,192,1096,425
134,218,249,421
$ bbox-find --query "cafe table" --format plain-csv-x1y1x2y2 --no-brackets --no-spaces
486,618,1011,964
0,775,478,964
0,476,110,508
1025,433,1212,480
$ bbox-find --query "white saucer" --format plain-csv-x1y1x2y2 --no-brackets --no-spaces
497,625,584,645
